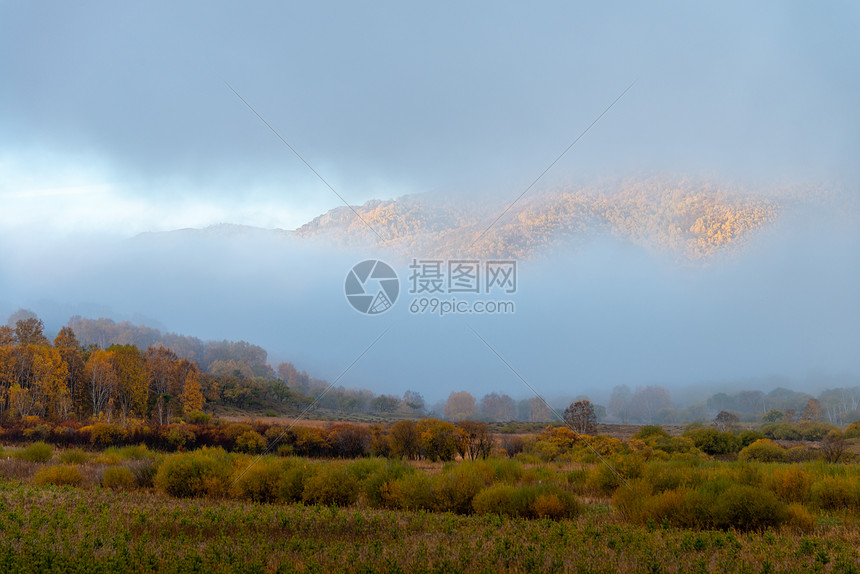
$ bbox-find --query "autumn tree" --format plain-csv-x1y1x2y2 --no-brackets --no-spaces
86,350,116,419
443,391,476,421
479,392,516,421
402,390,425,413
801,398,824,423
147,345,179,425
31,345,70,420
417,418,460,461
455,420,493,460
54,327,87,417
628,386,672,424
608,385,632,423
371,394,400,413
388,420,421,460
564,399,597,434
713,410,739,432
528,397,553,422
109,345,149,422
821,430,847,463
182,367,204,415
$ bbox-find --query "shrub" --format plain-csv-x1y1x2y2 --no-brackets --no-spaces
797,423,834,441
118,444,152,460
165,425,196,450
90,423,125,447
301,463,360,506
264,409,278,417
223,423,253,442
709,484,788,531
633,425,669,441
16,442,53,463
738,439,786,463
786,503,815,532
235,431,267,454
767,467,812,503
59,448,90,464
738,430,765,447
231,456,288,502
810,477,858,510
186,410,211,424
760,423,802,441
474,484,582,519
614,479,789,531
843,421,860,439
33,465,83,486
128,459,159,487
153,447,234,498
472,484,527,517
102,466,136,490
363,459,414,508
23,424,52,441
387,473,439,511
437,463,491,514
278,461,316,503
684,428,742,455
492,459,524,484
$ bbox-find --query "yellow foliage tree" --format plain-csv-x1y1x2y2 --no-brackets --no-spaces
182,368,204,415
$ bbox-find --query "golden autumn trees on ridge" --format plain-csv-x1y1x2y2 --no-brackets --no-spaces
0,314,207,424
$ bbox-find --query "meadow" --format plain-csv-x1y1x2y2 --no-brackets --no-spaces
1,420,860,572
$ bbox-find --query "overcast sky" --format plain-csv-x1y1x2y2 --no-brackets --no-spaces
2,1,859,239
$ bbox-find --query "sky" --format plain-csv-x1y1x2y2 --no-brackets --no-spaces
2,1,859,239
2,2,860,404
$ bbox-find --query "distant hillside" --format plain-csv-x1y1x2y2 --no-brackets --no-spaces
137,175,855,262
293,175,847,261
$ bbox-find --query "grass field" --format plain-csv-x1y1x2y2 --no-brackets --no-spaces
1,480,860,573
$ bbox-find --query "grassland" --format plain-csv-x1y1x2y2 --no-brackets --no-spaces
1,479,860,574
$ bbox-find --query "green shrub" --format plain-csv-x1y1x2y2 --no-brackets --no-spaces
633,425,670,441
264,409,278,417
231,456,289,502
437,464,491,514
117,444,152,460
165,425,196,450
492,458,524,484
235,430,267,454
90,423,125,447
102,466,136,490
278,461,316,503
59,448,90,464
474,484,582,519
16,441,53,462
153,447,234,498
810,477,859,510
614,479,788,531
301,463,360,506
766,467,811,503
387,473,439,511
186,410,211,424
843,421,860,439
738,439,786,463
33,465,83,486
128,459,159,487
760,423,802,441
684,428,742,455
798,423,835,441
709,484,788,531
363,459,414,508
738,430,765,447
472,484,527,517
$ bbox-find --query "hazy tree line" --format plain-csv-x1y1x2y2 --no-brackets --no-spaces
606,384,860,426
